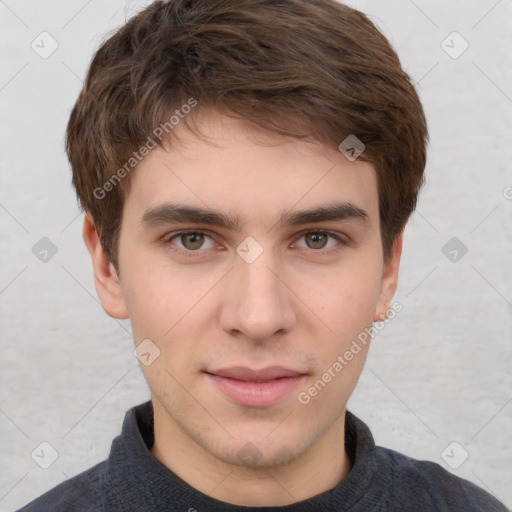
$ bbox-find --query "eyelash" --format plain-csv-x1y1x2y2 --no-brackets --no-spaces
161,229,348,258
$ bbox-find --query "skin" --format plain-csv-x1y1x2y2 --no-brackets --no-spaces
83,109,402,506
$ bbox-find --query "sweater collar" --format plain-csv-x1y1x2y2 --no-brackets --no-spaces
104,400,379,511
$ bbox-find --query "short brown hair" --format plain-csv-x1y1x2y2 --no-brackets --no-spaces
66,0,428,271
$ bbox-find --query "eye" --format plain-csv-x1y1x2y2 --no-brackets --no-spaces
162,229,347,258
165,231,216,253
293,230,346,252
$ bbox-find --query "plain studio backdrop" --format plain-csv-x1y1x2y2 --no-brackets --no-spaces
1,0,511,510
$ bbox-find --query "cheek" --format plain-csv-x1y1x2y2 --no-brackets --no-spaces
121,261,220,374
298,262,382,395
121,263,178,342
306,263,382,335
297,275,377,411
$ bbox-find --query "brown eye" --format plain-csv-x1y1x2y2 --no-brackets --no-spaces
294,230,345,253
304,232,329,249
163,230,217,257
179,232,206,250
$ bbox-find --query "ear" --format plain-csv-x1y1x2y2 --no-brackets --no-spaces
373,232,403,322
82,213,129,319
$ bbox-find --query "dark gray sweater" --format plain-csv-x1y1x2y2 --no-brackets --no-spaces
17,401,508,511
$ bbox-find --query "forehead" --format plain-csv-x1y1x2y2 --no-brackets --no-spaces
123,110,379,228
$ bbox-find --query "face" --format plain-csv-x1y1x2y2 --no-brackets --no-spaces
86,110,401,471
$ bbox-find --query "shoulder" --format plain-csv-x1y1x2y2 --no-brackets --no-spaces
15,461,107,512
374,445,508,511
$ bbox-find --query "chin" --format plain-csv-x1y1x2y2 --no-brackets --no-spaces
216,440,304,470
199,425,311,470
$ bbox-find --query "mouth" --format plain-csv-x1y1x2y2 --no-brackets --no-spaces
204,366,308,408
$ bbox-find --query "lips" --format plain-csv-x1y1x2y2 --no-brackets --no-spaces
205,366,307,407
208,366,304,382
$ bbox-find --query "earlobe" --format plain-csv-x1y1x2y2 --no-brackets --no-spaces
82,213,129,320
373,232,403,322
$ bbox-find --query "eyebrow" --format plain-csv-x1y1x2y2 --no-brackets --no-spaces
140,202,370,231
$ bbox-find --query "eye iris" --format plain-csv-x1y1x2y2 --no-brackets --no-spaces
306,232,328,249
181,232,204,250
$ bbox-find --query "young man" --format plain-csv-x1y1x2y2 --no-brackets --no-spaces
18,0,508,510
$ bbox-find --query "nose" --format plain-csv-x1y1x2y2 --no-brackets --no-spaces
219,247,297,342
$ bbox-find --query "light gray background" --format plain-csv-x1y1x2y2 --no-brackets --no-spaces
1,0,511,510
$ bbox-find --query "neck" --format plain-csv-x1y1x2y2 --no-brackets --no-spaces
149,402,352,507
